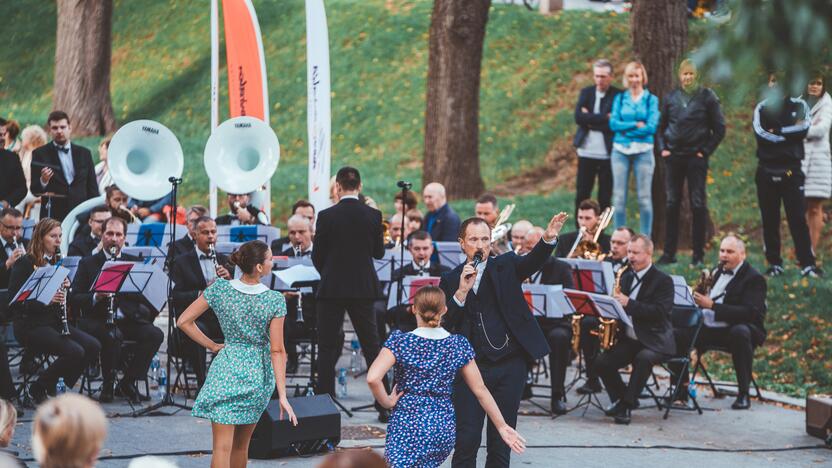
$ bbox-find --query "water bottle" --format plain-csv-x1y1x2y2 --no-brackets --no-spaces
349,338,361,375
337,368,348,398
688,379,697,400
149,354,161,389
158,368,167,399
55,377,67,395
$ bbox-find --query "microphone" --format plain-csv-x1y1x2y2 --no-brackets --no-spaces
465,251,483,279
397,180,412,190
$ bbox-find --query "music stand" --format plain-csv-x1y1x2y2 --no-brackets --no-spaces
561,258,614,294
10,265,69,306
434,242,465,269
22,219,36,241
561,289,610,415
61,256,82,282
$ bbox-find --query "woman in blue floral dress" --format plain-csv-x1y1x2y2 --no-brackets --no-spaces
178,240,297,468
367,286,526,467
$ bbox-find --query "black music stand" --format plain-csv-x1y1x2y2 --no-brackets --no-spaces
10,265,68,307
562,289,607,416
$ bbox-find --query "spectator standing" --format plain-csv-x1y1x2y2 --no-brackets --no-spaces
94,136,113,194
802,75,831,254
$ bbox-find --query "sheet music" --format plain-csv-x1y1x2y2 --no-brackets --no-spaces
97,261,171,312
670,275,696,307
561,258,614,294
434,242,465,269
61,256,82,282
386,276,440,310
273,265,321,289
10,265,69,305
374,249,413,283
522,284,571,318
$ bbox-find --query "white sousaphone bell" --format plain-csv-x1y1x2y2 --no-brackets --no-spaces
60,120,184,254
203,116,280,195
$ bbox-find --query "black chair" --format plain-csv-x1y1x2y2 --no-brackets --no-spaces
657,306,704,419
691,346,763,399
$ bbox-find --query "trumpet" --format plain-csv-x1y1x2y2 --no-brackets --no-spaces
568,206,615,260
54,252,71,336
117,205,139,223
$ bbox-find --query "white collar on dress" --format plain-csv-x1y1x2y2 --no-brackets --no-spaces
410,327,450,340
229,279,268,294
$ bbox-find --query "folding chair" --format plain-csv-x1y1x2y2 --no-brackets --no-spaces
657,306,704,419
691,346,763,399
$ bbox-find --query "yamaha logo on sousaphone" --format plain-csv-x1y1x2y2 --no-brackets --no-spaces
141,125,160,135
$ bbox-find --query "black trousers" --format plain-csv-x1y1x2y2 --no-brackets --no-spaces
79,319,163,385
575,157,612,214
672,324,756,394
452,354,527,468
594,336,668,407
755,167,816,267
538,316,602,402
14,323,100,391
664,155,708,259
316,299,388,402
0,342,15,400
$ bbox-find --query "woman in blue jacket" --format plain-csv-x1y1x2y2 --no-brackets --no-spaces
609,61,660,237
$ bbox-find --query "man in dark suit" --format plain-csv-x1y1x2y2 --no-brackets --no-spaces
555,198,611,258
422,182,461,242
440,212,568,468
71,217,164,403
674,235,767,410
573,59,621,213
0,208,27,289
312,167,388,422
594,234,675,425
0,149,26,209
271,199,315,254
68,205,111,258
604,226,633,275
388,230,450,332
170,216,231,388
168,205,207,260
30,111,99,222
215,193,267,226
280,213,318,373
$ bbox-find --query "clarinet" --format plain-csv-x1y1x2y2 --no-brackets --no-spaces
54,252,71,336
106,245,118,326
208,243,220,270
296,290,304,324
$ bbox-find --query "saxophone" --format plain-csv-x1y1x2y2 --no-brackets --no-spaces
593,264,628,351
570,313,582,356
693,261,724,296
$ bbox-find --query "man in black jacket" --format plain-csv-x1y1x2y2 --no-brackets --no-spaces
30,111,99,222
312,167,389,421
280,214,317,373
170,216,231,388
594,234,675,425
271,199,315,254
388,230,450,332
422,182,461,242
753,74,821,277
167,205,207,259
657,59,726,266
71,217,164,403
215,193,267,226
673,235,767,410
68,205,111,258
441,212,567,468
573,59,621,214
555,199,611,258
0,208,27,289
0,148,26,210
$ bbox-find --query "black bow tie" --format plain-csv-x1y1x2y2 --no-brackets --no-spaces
199,254,211,260
56,145,69,154
720,269,734,276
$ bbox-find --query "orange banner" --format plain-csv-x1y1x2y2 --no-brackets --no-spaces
222,0,268,120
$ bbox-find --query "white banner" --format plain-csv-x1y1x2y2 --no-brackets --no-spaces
306,0,332,214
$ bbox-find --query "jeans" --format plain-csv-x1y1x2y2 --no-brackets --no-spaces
611,149,655,237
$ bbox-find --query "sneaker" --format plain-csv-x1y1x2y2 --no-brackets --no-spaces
657,254,677,265
801,266,824,278
765,265,785,277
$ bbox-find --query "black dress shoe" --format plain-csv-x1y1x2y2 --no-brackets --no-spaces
551,398,568,416
377,408,390,424
614,405,631,425
576,379,602,395
116,381,141,404
603,400,623,417
731,393,750,410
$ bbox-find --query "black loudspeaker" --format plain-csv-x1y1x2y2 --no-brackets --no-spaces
806,395,832,441
248,394,341,459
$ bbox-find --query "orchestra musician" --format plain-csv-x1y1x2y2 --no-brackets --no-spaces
7,218,101,404
168,205,208,260
215,193,266,226
555,199,611,258
440,212,567,467
280,214,316,374
0,208,27,289
0,146,26,210
67,205,111,258
170,216,232,388
672,235,767,410
388,230,450,332
271,199,315,254
474,193,500,228
70,216,164,403
594,234,675,425
605,226,633,274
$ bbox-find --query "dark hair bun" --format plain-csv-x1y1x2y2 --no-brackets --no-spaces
228,240,270,275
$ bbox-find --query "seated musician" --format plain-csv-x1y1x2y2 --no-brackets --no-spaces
71,216,164,403
271,199,315,254
388,230,450,332
214,193,266,226
1,208,27,289
509,220,533,253
280,214,315,373
170,216,231,388
386,212,413,248
605,227,633,274
125,191,173,223
474,193,500,229
168,205,208,259
555,199,611,258
675,235,767,410
594,234,675,425
7,218,101,404
522,227,575,414
68,205,110,258
104,184,135,224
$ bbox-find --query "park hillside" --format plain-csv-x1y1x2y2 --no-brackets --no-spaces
1,0,829,397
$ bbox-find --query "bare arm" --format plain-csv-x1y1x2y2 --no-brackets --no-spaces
269,317,298,425
460,361,526,454
366,348,403,409
175,296,223,353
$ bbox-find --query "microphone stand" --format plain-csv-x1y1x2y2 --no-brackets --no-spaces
133,176,192,417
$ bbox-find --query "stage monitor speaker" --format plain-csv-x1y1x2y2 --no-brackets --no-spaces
806,395,832,441
249,394,341,459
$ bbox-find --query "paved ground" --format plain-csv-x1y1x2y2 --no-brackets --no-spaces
6,314,830,467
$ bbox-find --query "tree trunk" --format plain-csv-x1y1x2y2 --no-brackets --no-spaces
632,0,709,251
423,0,489,200
53,0,116,136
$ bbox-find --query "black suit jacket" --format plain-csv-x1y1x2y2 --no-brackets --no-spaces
620,265,676,355
0,150,26,208
67,233,98,258
440,239,556,361
533,257,574,288
391,262,450,283
711,262,767,346
70,252,157,323
0,238,28,289
271,236,290,256
169,248,232,317
573,85,622,154
554,230,611,258
168,234,195,260
8,255,60,328
426,203,462,242
312,198,384,299
30,142,99,221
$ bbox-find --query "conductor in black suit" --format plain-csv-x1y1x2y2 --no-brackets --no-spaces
594,234,675,425
440,211,568,468
170,216,232,388
30,111,99,222
0,148,26,209
388,230,450,332
312,166,389,421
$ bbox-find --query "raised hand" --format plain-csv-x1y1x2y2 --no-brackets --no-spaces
543,212,569,242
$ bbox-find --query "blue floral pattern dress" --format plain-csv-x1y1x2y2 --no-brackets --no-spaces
191,278,287,425
383,329,475,468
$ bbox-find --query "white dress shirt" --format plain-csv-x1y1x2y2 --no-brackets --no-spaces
702,262,741,328
196,246,217,284
43,142,74,186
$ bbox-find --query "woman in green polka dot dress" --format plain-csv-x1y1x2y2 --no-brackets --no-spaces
177,240,298,468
